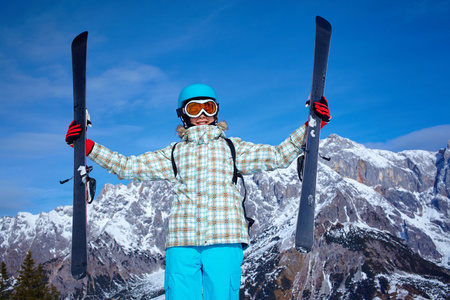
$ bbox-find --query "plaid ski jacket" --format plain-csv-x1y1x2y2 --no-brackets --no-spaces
89,122,307,248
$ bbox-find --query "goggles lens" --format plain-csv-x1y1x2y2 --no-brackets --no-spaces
184,99,217,118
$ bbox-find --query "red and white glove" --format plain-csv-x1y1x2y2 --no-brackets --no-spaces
65,121,95,155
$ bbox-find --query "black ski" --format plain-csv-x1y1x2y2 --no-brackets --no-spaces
71,31,88,279
295,16,332,253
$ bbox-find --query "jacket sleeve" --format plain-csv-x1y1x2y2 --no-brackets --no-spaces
230,123,307,175
88,142,176,181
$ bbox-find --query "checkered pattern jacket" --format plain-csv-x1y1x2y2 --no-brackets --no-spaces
89,121,307,248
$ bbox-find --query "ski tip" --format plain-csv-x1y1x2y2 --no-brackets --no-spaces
316,16,332,32
72,31,88,47
76,31,88,39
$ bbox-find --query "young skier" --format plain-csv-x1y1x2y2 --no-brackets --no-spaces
65,83,330,299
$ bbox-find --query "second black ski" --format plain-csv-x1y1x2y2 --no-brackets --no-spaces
71,31,88,279
295,16,332,253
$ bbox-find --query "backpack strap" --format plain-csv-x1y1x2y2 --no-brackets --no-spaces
224,138,238,184
224,138,255,230
171,142,179,177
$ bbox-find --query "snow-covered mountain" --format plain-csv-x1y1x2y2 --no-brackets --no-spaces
1,134,449,299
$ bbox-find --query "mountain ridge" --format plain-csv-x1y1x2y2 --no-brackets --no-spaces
1,134,449,299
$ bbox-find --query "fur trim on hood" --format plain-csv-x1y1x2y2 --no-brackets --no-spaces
176,121,228,138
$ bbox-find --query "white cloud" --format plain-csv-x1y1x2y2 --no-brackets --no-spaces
364,125,450,152
0,68,71,104
87,61,179,115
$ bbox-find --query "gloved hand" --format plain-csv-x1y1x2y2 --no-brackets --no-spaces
65,121,95,155
65,121,81,144
313,96,331,123
305,96,331,129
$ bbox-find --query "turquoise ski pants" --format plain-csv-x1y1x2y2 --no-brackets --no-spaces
164,244,243,299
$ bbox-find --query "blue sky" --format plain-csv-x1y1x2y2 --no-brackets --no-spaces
1,0,449,217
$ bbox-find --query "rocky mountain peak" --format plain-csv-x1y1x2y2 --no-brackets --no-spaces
1,134,449,299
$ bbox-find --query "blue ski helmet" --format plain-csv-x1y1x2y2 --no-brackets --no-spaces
177,83,218,108
177,83,219,128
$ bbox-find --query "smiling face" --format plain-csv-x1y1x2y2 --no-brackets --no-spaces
189,114,215,126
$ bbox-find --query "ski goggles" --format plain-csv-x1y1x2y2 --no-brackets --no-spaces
183,99,218,118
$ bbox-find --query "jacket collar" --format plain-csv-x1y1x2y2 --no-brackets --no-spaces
177,121,228,144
